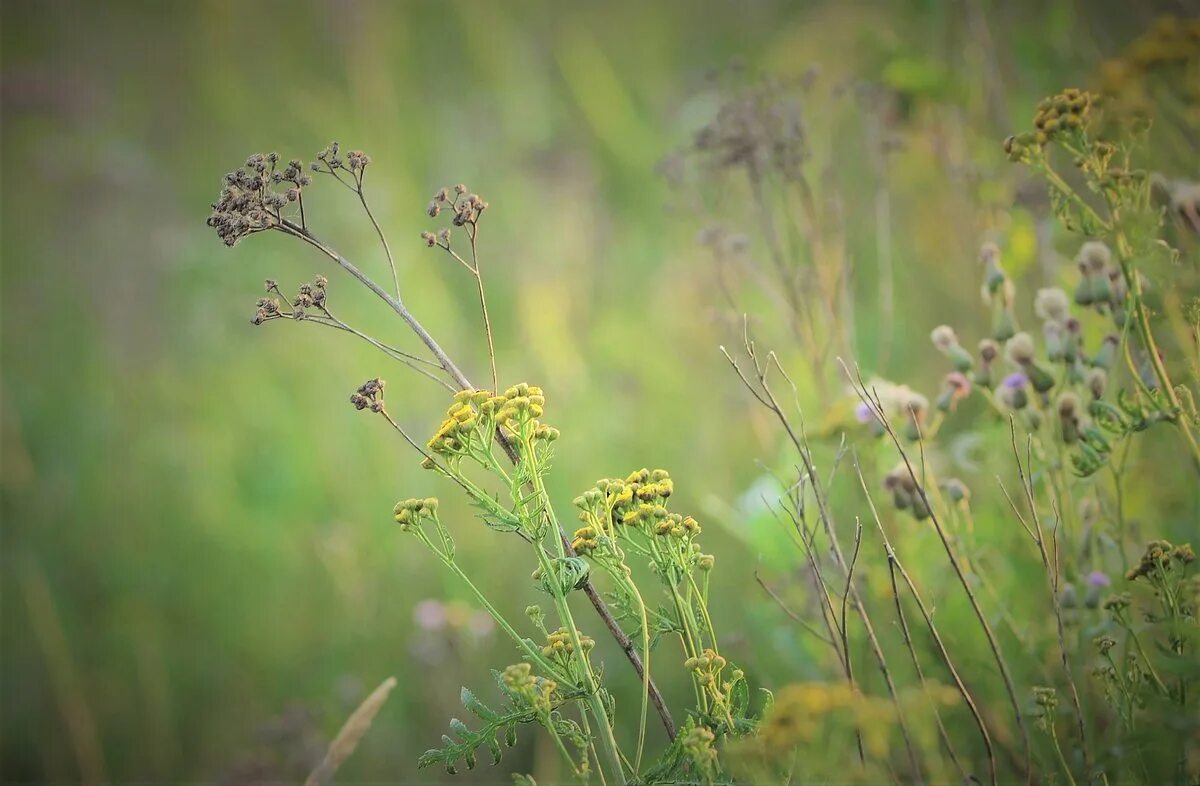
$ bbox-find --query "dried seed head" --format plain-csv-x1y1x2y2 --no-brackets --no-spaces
979,338,1000,364
930,325,958,352
1005,332,1037,366
1077,241,1112,273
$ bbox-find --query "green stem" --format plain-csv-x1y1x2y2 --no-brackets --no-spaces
415,527,569,684
524,434,625,784
1110,221,1200,469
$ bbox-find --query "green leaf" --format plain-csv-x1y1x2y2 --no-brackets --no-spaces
416,682,541,774
537,556,590,595
729,672,749,719
461,687,498,721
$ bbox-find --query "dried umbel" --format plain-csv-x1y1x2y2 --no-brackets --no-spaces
691,74,809,180
206,153,313,246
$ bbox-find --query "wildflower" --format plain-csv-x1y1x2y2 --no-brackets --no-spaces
1032,686,1059,731
975,338,1000,388
979,242,1006,297
1090,334,1119,370
997,372,1030,410
931,325,975,372
1085,571,1111,608
393,496,437,531
979,244,1019,339
414,599,448,631
1103,592,1131,612
541,627,594,660
884,465,928,519
1058,392,1083,444
1034,287,1071,323
899,390,929,442
1086,367,1108,400
571,526,600,555
681,725,718,774
1005,332,1055,393
940,477,970,503
1060,582,1078,608
1126,540,1174,580
935,372,972,412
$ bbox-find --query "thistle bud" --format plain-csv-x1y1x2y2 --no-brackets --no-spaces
1090,334,1119,370
931,325,974,372
1086,367,1107,400
1034,288,1070,323
1058,392,1082,444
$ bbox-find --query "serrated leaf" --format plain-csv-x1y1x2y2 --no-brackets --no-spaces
758,687,775,719
418,684,542,774
461,687,498,721
487,735,503,764
729,674,750,719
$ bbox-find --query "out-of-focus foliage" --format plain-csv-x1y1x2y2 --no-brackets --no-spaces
2,0,1197,782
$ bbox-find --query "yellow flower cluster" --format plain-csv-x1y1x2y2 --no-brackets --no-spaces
684,648,727,686
759,683,892,759
1099,17,1200,118
681,725,718,774
575,469,700,538
426,384,558,457
653,512,701,539
1004,88,1094,161
393,497,439,531
541,627,595,659
501,663,557,712
570,525,600,555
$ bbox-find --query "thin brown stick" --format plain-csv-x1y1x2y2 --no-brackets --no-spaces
754,565,836,647
844,360,1031,781
853,451,974,785
1001,420,1092,778
723,333,923,777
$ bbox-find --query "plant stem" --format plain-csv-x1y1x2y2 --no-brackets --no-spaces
1113,226,1200,469
354,172,402,301
276,218,676,741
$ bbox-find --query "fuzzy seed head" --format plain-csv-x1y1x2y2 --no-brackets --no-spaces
1034,288,1071,323
1005,332,1037,366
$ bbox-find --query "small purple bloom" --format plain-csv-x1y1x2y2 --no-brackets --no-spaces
855,402,875,423
1086,571,1111,589
1002,372,1029,391
413,598,447,631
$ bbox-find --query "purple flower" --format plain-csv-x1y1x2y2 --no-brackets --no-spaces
413,598,447,631
1002,372,1029,391
855,402,875,423
1086,571,1111,589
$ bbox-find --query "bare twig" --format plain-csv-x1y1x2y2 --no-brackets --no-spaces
723,331,923,778
853,451,975,785
1001,420,1092,778
843,359,1031,781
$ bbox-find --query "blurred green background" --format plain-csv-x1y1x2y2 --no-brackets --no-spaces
2,0,1194,782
